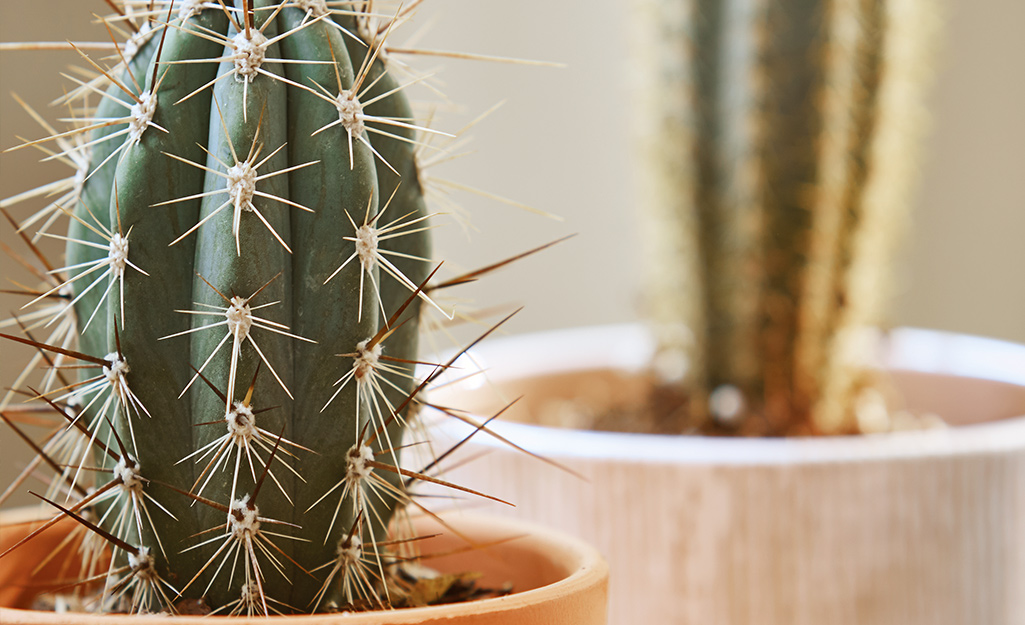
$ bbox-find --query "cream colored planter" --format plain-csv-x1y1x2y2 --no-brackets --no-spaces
428,325,1025,625
0,507,608,624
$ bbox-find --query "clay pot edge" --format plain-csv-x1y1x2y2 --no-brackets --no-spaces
0,508,609,625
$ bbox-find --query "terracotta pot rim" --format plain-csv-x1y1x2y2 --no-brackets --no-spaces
0,508,608,624
428,324,1025,466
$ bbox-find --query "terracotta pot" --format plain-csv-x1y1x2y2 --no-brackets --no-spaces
428,325,1025,625
0,507,608,624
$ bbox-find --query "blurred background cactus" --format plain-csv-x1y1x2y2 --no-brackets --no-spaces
634,0,940,435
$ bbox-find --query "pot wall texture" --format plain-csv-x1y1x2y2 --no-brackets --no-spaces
427,326,1025,625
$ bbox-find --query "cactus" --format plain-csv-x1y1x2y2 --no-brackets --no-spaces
634,0,937,435
0,0,523,615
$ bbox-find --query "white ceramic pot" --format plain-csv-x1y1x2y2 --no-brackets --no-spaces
426,325,1025,625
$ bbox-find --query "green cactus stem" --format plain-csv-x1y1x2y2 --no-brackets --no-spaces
635,0,937,434
0,0,489,615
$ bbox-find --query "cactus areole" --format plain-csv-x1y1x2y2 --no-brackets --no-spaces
2,0,462,615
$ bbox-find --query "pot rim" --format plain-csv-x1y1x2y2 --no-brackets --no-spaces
0,508,608,624
427,324,1025,465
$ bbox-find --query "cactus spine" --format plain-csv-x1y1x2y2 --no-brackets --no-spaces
635,0,937,434
0,0,483,615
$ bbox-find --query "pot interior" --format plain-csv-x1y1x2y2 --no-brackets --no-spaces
449,367,1025,431
0,511,585,613
434,325,1025,434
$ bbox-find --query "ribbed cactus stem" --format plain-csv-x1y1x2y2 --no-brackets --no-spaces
637,0,936,434
812,0,938,432
4,0,452,613
634,0,710,426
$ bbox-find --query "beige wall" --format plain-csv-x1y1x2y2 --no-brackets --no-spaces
1,1,1023,500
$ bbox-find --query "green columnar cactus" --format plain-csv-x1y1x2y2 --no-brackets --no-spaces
0,0,484,615
635,0,936,434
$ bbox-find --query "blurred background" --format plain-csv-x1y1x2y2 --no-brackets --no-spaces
1,0,1023,500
